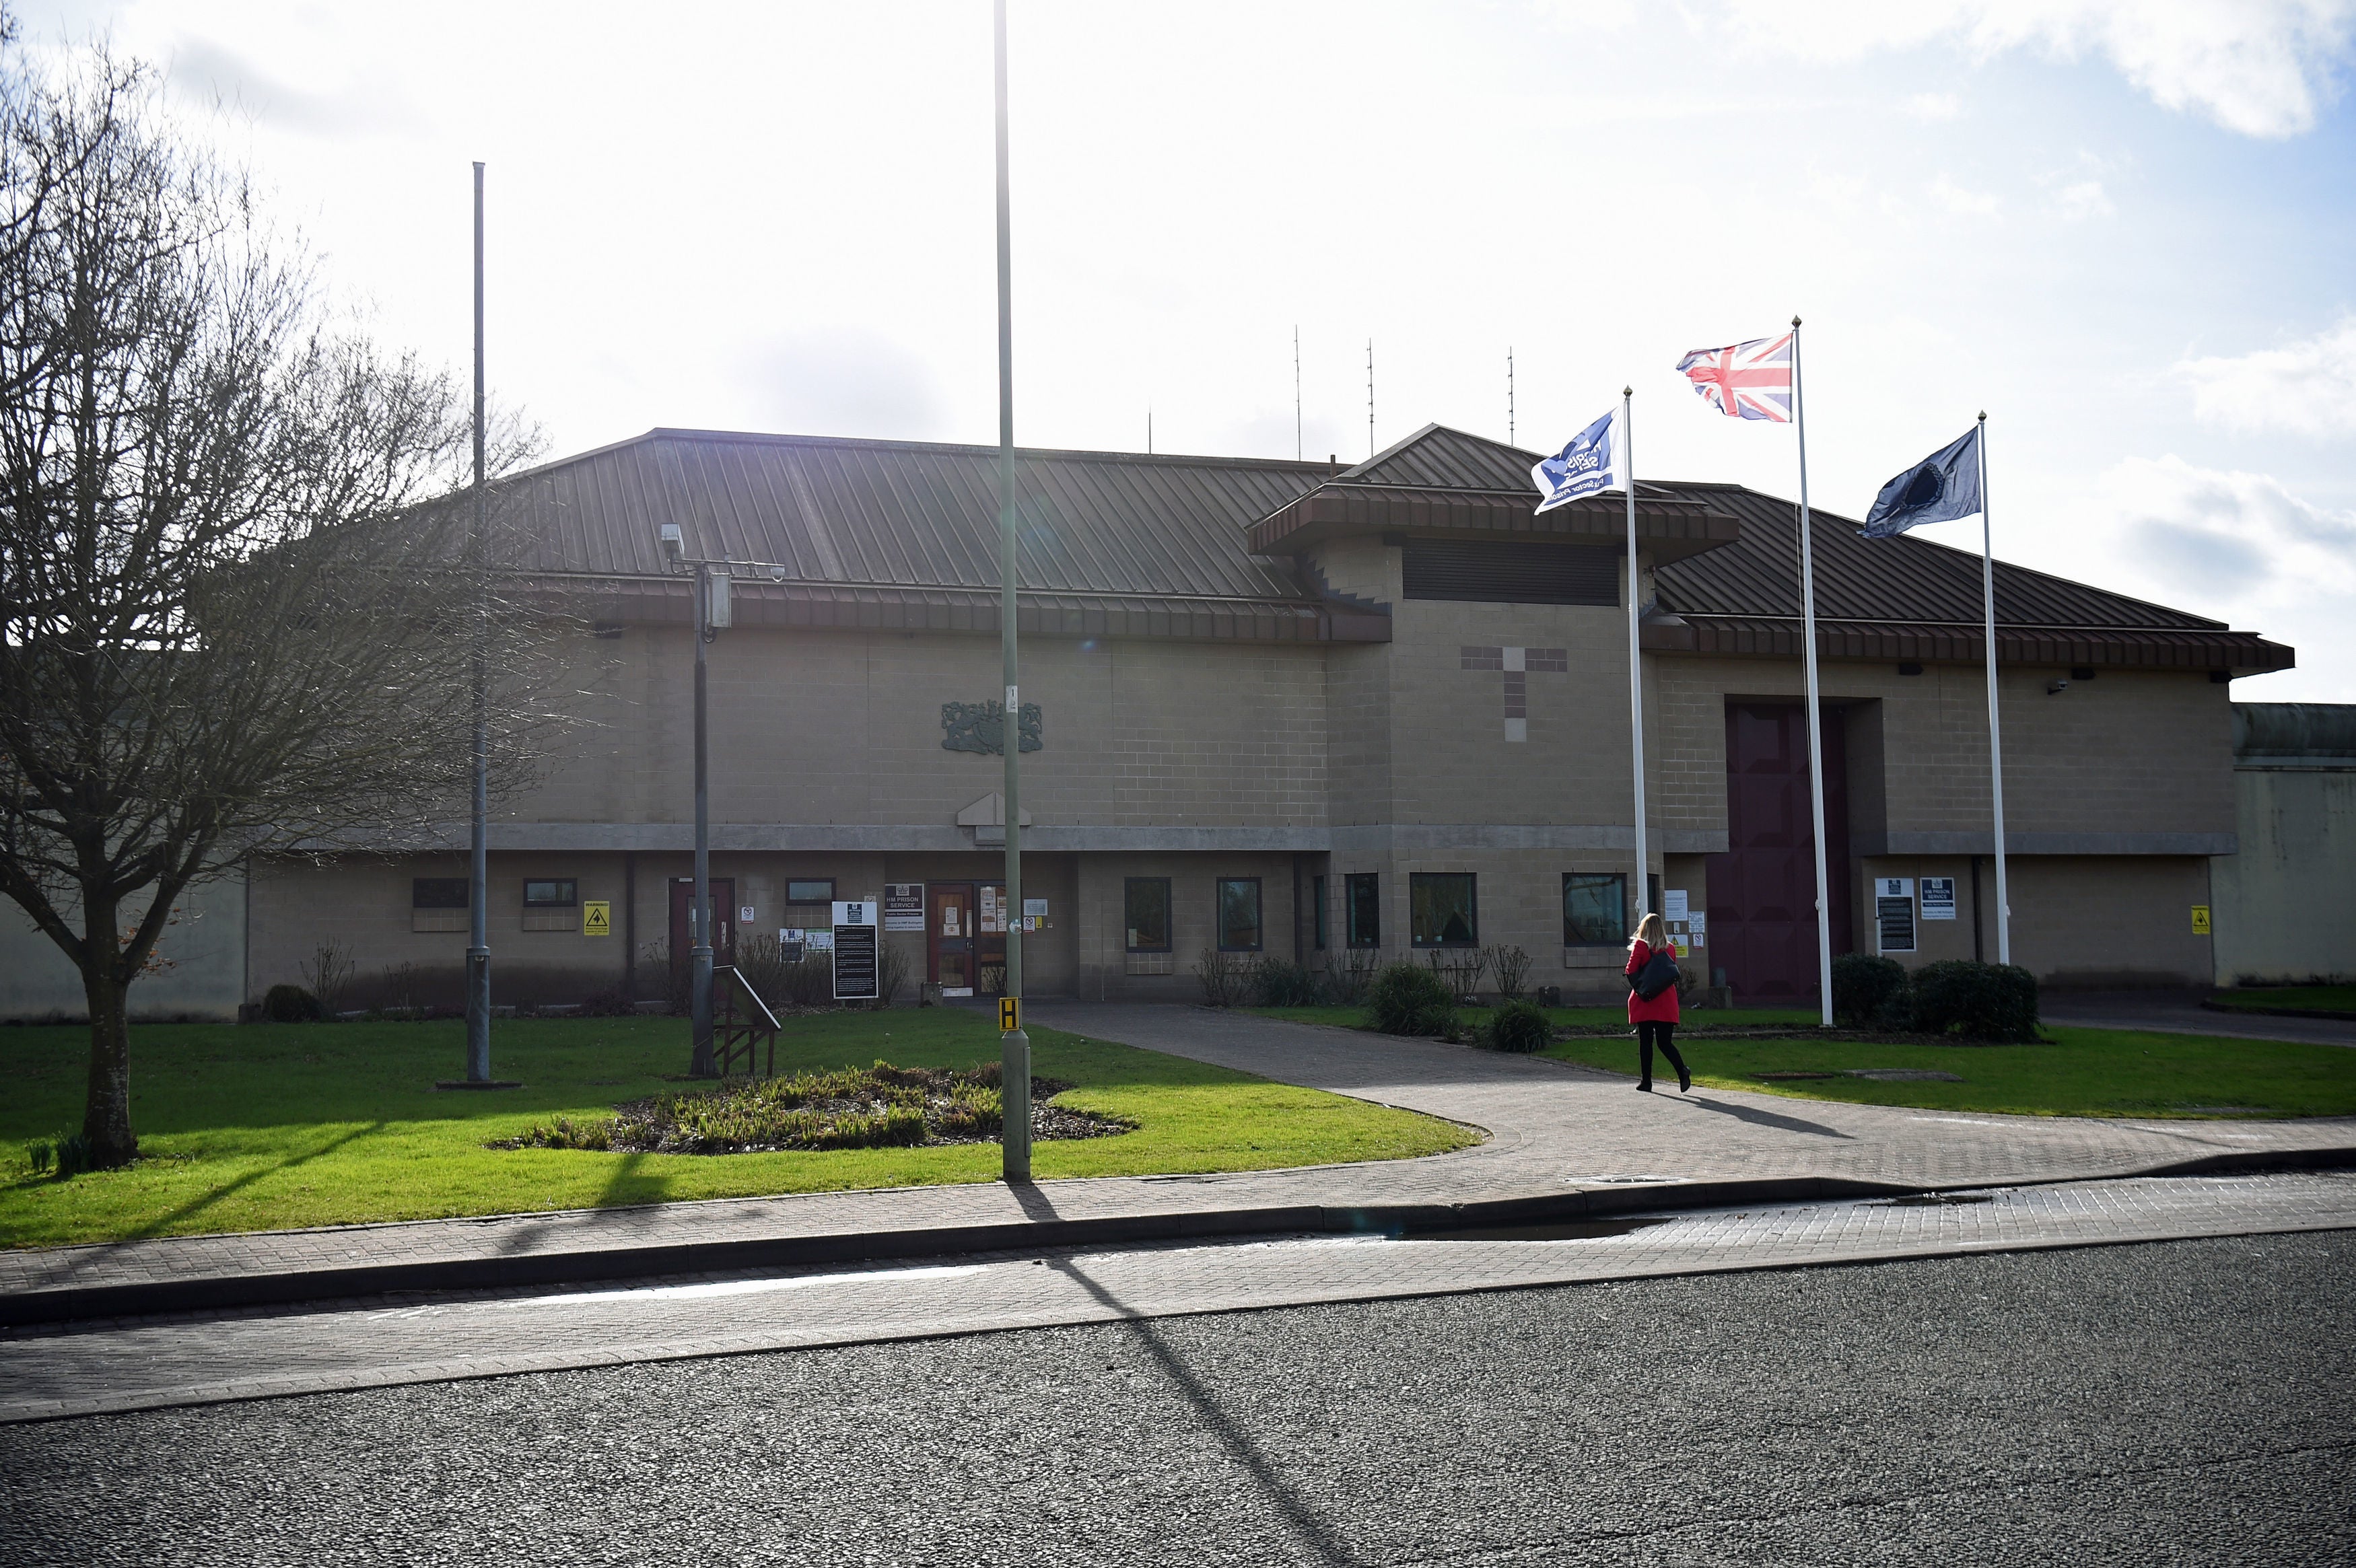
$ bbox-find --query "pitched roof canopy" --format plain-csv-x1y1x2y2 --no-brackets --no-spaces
495,425,2291,670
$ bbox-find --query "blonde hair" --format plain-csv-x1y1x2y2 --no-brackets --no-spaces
1632,911,1667,951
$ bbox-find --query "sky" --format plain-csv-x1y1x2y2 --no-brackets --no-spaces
18,0,2356,699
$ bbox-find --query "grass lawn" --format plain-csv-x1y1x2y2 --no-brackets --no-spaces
1247,1004,1828,1032
0,1010,1475,1250
1541,1026,2356,1120
2210,986,2356,1016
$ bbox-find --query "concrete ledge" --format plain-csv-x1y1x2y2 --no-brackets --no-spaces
9,1149,2351,1330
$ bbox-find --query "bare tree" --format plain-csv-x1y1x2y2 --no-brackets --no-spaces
0,46,555,1166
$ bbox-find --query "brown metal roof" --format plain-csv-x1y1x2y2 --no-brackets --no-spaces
1247,423,1743,563
499,426,2288,668
1646,482,2293,671
506,428,1331,600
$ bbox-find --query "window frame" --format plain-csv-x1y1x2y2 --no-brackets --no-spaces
1215,877,1265,953
786,878,837,905
412,877,470,911
1409,872,1480,949
1123,877,1173,954
1561,871,1628,947
522,878,579,910
1311,875,1327,951
1344,873,1381,949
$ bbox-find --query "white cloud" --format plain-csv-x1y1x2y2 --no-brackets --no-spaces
2049,178,2114,218
1929,174,2001,215
164,37,417,137
2176,316,2356,438
2087,455,2356,606
1723,0,2356,137
1907,90,1964,119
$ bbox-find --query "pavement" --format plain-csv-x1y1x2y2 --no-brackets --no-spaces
2040,987,2356,1047
7,1227,2349,1565
6,1170,2347,1423
5,1002,2352,1327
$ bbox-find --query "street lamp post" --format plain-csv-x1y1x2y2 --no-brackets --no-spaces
659,522,720,1075
992,0,1029,1182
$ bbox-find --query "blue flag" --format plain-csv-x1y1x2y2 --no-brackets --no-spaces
1862,426,1982,537
1532,407,1622,513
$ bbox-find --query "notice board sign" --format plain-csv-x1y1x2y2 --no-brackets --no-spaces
1920,878,1956,921
831,901,878,1001
1874,877,1916,955
884,884,926,932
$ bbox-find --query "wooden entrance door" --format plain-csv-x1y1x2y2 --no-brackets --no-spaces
929,884,975,997
1704,703,1850,1002
668,878,736,991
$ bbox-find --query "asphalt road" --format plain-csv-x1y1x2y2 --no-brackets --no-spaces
4,1230,2349,1566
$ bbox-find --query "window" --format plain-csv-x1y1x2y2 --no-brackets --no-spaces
1402,540,1617,606
1562,873,1627,946
786,879,835,904
1312,876,1327,950
1124,878,1171,952
1344,873,1381,948
411,877,469,935
413,878,469,909
523,879,578,908
1410,873,1478,947
1216,878,1263,952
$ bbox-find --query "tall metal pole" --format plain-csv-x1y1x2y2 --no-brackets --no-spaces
1623,387,1648,923
1366,339,1374,458
689,562,714,1073
1792,317,1834,1026
465,162,491,1082
1978,412,2011,965
994,0,1031,1180
1293,326,1301,462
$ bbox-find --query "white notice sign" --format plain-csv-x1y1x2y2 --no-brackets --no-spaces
1920,877,1957,921
1663,889,1689,921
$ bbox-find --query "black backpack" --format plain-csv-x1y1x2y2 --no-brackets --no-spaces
1632,947,1680,1001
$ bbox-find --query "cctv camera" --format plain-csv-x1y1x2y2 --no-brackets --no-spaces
658,522,684,562
2046,679,2069,695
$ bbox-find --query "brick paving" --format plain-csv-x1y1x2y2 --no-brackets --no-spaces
5,1170,2350,1423
3,1003,2351,1322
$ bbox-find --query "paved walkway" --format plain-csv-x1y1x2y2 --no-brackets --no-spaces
2040,989,2356,1047
4,1005,2351,1322
8,1171,2348,1423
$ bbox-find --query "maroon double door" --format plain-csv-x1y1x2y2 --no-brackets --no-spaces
1704,702,1852,1003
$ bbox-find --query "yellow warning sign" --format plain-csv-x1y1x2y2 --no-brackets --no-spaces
582,900,612,937
2190,904,2211,935
1000,996,1021,1032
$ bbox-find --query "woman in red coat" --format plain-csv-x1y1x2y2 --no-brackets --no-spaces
1625,911,1688,1093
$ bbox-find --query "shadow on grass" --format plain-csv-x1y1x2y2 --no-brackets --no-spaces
125,1121,390,1242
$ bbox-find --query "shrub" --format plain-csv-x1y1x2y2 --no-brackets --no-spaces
1195,948,1247,1007
1480,998,1553,1053
576,985,637,1017
875,936,912,1008
1831,953,1908,1028
1486,944,1533,1002
1326,947,1379,1005
1249,955,1321,1007
1909,960,2039,1042
262,983,321,1022
1369,961,1456,1036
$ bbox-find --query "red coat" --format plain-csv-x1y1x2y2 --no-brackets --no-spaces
1625,939,1680,1024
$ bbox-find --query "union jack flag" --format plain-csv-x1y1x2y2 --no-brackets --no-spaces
1673,333,1793,422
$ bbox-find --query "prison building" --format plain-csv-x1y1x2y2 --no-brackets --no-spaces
220,421,2291,1012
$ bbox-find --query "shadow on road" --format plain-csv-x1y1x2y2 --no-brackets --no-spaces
1043,1252,1366,1567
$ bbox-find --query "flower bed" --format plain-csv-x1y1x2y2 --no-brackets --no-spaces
491,1061,1135,1155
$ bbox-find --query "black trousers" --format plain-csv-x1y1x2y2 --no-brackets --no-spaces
1638,1020,1686,1085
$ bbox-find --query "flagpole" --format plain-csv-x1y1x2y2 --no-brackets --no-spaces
1978,411,2009,965
1792,317,1834,1026
1624,386,1649,925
